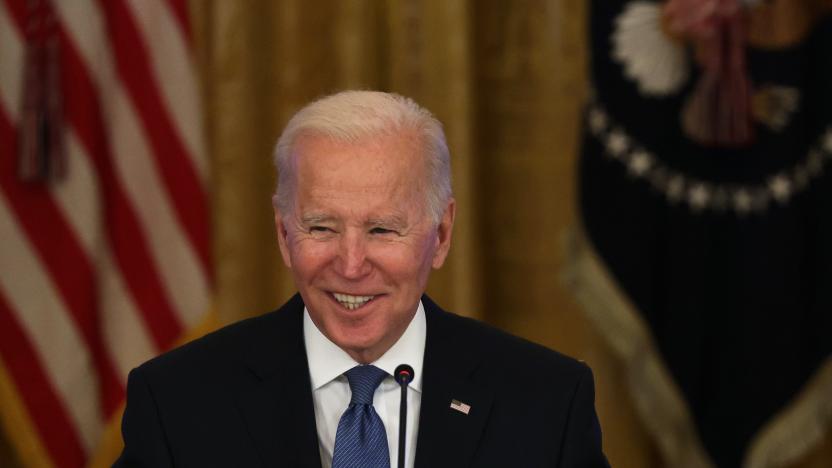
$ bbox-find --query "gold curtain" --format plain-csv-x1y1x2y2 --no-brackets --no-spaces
192,1,832,467
3,0,831,466
190,4,656,467
193,0,485,322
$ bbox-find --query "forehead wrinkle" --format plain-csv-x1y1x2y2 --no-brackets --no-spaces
366,213,409,228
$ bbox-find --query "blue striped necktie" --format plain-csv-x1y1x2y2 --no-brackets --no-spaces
331,365,390,468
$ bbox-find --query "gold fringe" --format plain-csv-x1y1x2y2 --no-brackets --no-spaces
0,359,54,468
745,357,832,468
563,225,832,468
561,226,714,468
87,401,125,468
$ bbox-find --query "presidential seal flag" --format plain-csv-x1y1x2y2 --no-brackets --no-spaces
0,0,212,466
565,0,832,467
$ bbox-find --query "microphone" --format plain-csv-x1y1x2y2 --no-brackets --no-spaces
394,364,414,468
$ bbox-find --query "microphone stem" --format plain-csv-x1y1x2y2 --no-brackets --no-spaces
398,382,407,468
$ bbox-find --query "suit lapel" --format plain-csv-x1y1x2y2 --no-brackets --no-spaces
236,295,322,468
232,294,493,467
415,297,493,468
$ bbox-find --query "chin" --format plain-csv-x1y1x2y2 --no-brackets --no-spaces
332,326,382,353
347,318,399,356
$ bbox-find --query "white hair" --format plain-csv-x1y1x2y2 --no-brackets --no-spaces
273,90,452,223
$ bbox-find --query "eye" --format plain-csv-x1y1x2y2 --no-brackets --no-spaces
309,226,335,235
370,227,395,235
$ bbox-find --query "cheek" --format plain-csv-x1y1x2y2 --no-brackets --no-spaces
289,239,336,274
404,235,438,269
372,240,435,278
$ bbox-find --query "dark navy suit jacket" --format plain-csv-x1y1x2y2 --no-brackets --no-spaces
114,294,610,467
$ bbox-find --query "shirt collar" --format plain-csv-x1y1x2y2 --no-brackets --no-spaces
304,301,426,393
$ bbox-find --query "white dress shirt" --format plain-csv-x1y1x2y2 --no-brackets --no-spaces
304,302,425,468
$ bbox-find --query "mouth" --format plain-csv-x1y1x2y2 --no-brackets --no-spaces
331,292,376,310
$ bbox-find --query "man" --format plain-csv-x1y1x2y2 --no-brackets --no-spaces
115,91,610,467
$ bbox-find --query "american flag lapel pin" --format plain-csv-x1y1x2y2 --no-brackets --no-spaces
450,399,471,415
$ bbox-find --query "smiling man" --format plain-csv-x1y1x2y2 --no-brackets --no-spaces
115,91,610,468
275,128,450,366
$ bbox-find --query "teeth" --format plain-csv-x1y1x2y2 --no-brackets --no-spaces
333,293,375,310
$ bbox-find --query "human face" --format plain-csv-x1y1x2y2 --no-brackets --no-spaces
275,132,455,364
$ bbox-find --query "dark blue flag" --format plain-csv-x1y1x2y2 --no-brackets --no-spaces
570,1,832,466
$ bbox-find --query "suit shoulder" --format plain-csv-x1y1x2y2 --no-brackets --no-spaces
436,309,590,379
137,295,304,380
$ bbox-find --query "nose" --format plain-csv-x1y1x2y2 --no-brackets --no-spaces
336,230,372,279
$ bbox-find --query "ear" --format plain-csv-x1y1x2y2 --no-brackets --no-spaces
273,200,293,269
431,198,456,269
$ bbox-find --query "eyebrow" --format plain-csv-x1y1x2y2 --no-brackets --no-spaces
366,214,408,229
299,213,337,225
299,212,410,228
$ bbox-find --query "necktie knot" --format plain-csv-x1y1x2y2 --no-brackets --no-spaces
345,365,387,405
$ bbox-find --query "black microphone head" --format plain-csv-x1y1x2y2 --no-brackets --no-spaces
394,364,414,385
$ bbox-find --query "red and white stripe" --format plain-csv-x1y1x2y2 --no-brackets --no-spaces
0,0,210,466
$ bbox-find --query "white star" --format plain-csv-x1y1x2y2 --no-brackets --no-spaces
606,130,629,158
768,175,791,204
628,151,653,176
688,183,710,211
589,108,608,134
666,175,685,202
734,189,752,215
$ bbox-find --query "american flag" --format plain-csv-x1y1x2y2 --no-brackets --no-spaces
0,0,211,466
450,399,471,415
